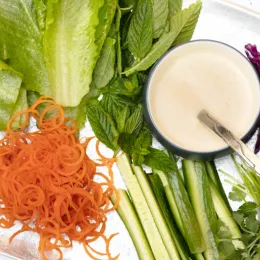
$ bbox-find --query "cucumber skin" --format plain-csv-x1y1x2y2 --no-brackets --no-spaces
183,160,219,260
132,165,180,260
116,154,171,260
154,169,205,254
111,189,155,260
210,183,245,250
205,161,232,212
149,174,191,260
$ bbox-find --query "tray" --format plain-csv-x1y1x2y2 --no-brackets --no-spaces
1,0,260,259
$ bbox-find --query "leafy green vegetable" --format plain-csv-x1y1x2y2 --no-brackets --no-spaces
124,0,202,75
229,186,246,202
93,37,116,88
127,0,153,58
124,104,143,135
86,104,119,151
95,0,117,54
118,125,152,165
116,106,130,133
44,0,104,106
0,0,51,95
103,77,140,97
116,7,122,75
33,0,47,32
168,0,182,17
224,156,260,258
10,87,28,129
0,61,23,130
172,0,202,46
144,148,175,172
100,93,136,121
238,202,258,216
152,0,169,38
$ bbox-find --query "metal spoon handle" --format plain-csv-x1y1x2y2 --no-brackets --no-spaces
198,110,260,175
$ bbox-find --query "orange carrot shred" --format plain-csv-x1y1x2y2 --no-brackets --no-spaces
0,96,120,260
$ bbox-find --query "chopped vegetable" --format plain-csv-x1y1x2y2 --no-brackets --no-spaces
0,0,51,95
148,174,191,260
117,154,171,260
245,44,260,74
10,87,28,129
111,189,155,260
0,61,23,130
154,168,205,254
0,96,120,260
132,165,180,259
183,160,219,260
245,44,260,154
44,0,104,106
223,156,260,258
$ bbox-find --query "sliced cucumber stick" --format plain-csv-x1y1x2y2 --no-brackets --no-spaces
132,165,180,260
154,169,205,255
210,182,245,250
117,154,171,260
111,189,154,260
183,160,219,260
149,174,191,260
205,161,231,211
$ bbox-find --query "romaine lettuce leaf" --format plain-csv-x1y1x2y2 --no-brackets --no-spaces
95,0,117,54
44,0,104,107
10,87,28,129
0,0,51,95
0,61,23,130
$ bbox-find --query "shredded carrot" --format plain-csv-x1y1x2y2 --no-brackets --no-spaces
0,96,120,260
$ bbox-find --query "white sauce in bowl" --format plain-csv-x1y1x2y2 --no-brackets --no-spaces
148,41,260,152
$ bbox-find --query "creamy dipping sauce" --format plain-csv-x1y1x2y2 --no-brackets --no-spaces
148,41,260,152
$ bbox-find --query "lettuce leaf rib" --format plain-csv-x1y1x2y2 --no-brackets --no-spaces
44,0,104,107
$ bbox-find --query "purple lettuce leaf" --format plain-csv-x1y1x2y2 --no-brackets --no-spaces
245,44,260,153
245,44,260,74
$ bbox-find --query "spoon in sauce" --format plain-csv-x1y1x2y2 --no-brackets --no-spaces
198,110,260,176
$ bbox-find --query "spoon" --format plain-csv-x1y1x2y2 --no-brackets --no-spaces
198,110,260,176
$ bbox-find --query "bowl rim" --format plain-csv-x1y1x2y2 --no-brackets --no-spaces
143,39,260,159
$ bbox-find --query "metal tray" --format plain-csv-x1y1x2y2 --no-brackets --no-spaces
1,0,260,259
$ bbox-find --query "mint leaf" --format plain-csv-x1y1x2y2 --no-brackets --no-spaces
172,0,202,45
144,148,175,172
133,153,145,166
152,0,169,38
118,125,152,166
124,0,202,76
134,126,152,154
93,37,116,88
118,133,136,154
127,0,153,58
124,104,143,134
168,0,182,17
86,104,119,151
104,77,139,97
100,93,135,120
116,106,130,133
